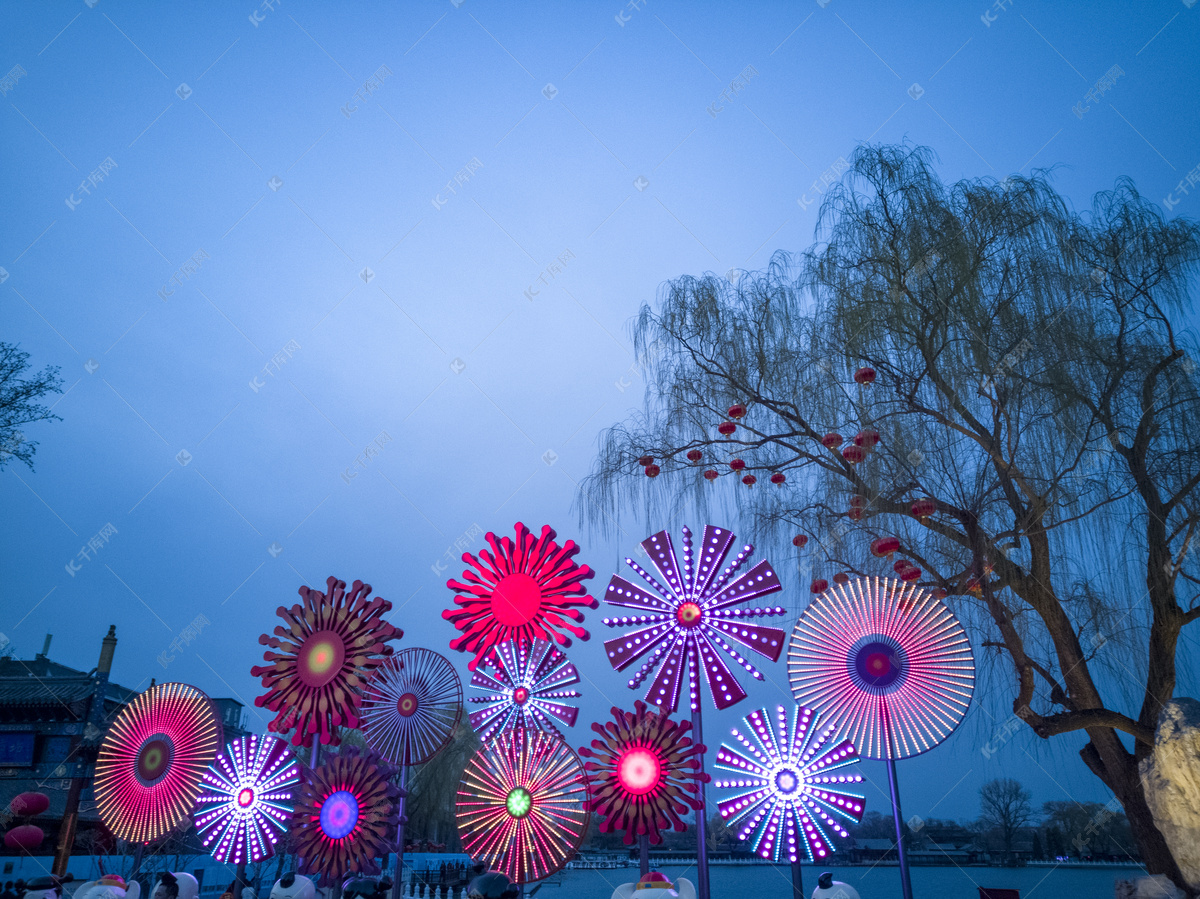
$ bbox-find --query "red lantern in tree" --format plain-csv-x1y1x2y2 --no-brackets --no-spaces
911,498,936,520
810,579,829,594
854,430,880,449
842,446,865,464
893,560,914,575
770,472,786,485
730,459,746,471
899,566,921,583
741,475,757,486
718,422,737,436
932,588,949,600
645,464,660,478
687,449,703,462
854,367,876,386
821,433,843,449
703,470,718,481
3,825,43,851
849,495,867,508
870,537,901,558
727,404,747,420
833,573,850,585
638,455,654,467
792,535,808,549
848,508,864,522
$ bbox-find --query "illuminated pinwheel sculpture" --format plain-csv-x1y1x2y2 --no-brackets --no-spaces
292,746,400,881
601,525,786,712
195,734,300,864
443,522,597,671
360,648,462,766
95,682,224,844
468,638,582,740
252,576,403,747
788,576,975,899
577,701,709,845
457,729,590,884
713,705,864,864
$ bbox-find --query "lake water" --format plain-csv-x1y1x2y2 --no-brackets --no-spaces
548,863,1149,898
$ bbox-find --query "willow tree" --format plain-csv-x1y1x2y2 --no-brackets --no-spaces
580,144,1200,888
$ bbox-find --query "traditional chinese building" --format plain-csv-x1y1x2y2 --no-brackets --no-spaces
0,628,246,874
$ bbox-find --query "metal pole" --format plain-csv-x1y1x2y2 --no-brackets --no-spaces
390,764,408,899
639,834,649,878
233,863,247,899
883,706,913,899
790,860,804,899
690,706,710,899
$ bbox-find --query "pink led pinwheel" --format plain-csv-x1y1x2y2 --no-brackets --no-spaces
252,576,403,748
602,525,786,712
360,648,462,766
443,522,598,671
94,682,224,845
456,729,590,884
468,638,582,740
578,701,709,845
195,735,300,864
787,577,975,759
292,746,400,881
713,705,864,863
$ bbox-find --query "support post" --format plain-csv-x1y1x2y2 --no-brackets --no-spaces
690,706,710,899
639,834,649,878
390,764,408,899
883,706,913,899
790,860,804,899
233,863,247,899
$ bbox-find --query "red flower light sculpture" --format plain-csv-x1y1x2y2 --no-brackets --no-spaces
457,729,590,884
252,577,403,748
602,525,786,712
787,577,975,759
95,682,224,844
469,638,582,741
360,648,462,766
195,735,300,864
292,746,400,881
578,701,709,845
443,522,597,671
713,705,864,863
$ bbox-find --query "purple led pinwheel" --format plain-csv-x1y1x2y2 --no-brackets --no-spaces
602,525,786,712
787,576,976,759
468,638,582,740
713,705,864,863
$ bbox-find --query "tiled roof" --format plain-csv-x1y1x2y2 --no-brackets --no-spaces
0,677,95,708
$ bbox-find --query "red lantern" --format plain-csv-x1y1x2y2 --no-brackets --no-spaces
770,472,786,485
727,403,747,420
687,449,703,462
792,535,808,548
870,536,901,558
9,792,50,817
718,421,736,436
3,825,44,850
911,498,936,520
703,469,718,481
893,559,914,574
842,445,865,464
933,587,949,600
899,566,922,583
854,367,876,386
854,430,880,448
966,578,983,596
848,507,864,521
742,474,757,486
644,464,660,478
833,572,850,585
810,579,829,594
849,495,867,508
730,459,746,471
821,433,843,449
637,455,654,467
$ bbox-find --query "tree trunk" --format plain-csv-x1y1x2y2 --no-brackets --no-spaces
1080,737,1187,890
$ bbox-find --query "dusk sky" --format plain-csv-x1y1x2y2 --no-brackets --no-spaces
3,0,1199,827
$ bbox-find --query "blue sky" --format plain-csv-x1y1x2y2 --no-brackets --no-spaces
3,0,1199,828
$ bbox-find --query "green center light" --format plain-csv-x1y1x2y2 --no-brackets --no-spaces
505,786,532,819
